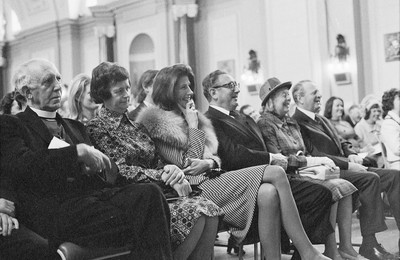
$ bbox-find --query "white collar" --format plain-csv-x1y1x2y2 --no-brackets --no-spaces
30,107,57,118
297,106,316,120
210,105,230,116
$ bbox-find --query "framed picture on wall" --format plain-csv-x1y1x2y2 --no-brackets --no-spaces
217,59,235,78
384,32,400,62
334,72,351,85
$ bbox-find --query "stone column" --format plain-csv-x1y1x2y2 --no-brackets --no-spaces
89,5,115,63
172,0,198,64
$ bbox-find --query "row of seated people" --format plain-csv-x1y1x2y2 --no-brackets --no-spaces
237,89,399,171
323,93,400,171
0,58,399,260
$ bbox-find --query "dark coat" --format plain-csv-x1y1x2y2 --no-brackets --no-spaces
204,106,270,171
292,108,358,170
0,107,105,235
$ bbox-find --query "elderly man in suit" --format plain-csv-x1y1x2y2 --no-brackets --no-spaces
0,59,173,259
203,70,334,260
292,80,400,260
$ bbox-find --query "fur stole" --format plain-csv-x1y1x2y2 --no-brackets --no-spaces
136,106,219,158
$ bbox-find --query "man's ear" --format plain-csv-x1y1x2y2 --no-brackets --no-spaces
209,88,218,100
22,87,32,99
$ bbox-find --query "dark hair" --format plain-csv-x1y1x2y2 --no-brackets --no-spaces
324,96,344,119
364,103,381,120
152,64,195,111
90,62,130,104
136,70,159,104
0,91,27,115
202,70,227,102
381,88,400,118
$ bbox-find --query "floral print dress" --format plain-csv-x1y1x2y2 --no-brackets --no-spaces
86,107,223,249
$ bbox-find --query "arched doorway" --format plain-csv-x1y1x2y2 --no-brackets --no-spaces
129,33,155,103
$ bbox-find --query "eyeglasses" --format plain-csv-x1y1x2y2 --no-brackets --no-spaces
212,81,240,91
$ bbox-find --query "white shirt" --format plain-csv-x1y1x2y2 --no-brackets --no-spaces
297,106,316,121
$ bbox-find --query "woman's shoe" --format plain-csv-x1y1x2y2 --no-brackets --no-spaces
227,235,245,255
338,249,368,260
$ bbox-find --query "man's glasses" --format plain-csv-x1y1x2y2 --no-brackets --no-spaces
212,81,240,91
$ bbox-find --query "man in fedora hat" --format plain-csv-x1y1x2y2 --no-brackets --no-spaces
292,80,400,260
202,70,334,259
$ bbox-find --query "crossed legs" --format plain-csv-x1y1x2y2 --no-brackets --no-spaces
258,165,330,260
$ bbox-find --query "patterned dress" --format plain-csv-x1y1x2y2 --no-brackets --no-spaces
86,107,223,249
137,107,266,244
258,112,358,202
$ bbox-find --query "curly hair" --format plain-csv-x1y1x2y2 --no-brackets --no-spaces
381,88,400,118
324,96,344,119
152,64,195,111
90,62,130,104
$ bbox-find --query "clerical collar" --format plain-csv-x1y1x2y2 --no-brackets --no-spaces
30,107,57,118
210,105,230,116
297,106,316,121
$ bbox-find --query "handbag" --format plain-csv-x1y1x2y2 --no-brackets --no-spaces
296,165,340,180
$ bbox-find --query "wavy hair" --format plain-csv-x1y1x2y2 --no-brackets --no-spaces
381,88,400,118
68,74,91,120
152,64,195,111
90,62,130,104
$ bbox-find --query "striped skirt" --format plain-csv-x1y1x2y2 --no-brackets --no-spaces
197,165,266,243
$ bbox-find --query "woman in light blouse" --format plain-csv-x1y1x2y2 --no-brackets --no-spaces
380,88,400,170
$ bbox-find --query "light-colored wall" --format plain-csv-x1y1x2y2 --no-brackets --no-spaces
366,0,400,98
2,0,399,109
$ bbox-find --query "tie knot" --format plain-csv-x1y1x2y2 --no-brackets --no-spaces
229,110,239,118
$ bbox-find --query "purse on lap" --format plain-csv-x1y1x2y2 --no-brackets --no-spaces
296,165,340,180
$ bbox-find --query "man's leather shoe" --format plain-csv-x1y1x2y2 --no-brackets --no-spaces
359,243,397,260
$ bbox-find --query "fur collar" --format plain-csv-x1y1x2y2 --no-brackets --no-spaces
136,106,218,155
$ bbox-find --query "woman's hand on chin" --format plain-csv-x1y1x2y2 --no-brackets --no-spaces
182,100,198,128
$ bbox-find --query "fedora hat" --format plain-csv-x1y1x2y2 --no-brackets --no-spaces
259,77,292,106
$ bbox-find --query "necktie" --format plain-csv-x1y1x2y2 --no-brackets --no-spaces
229,110,240,119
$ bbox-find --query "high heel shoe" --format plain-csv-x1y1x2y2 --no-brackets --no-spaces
338,250,368,260
227,235,245,255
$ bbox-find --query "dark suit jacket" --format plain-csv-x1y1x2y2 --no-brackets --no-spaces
205,106,270,171
0,107,105,235
292,108,358,170
128,102,147,121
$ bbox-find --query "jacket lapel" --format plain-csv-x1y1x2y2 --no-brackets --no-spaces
57,114,84,144
294,109,343,154
208,107,266,149
317,115,343,152
18,107,53,145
